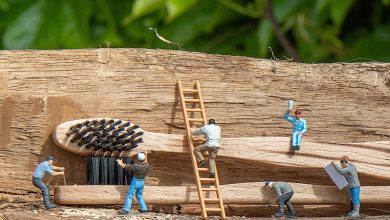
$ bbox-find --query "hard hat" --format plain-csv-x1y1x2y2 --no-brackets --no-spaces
137,152,146,161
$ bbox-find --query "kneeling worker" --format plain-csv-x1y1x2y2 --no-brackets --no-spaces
32,156,65,209
332,156,361,218
265,180,295,218
117,152,149,214
192,118,221,178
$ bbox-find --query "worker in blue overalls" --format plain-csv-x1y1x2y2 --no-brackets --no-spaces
284,109,307,151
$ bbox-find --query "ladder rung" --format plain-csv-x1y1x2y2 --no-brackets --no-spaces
197,168,208,172
188,118,204,122
201,188,217,191
182,89,198,93
186,108,202,112
184,98,200,102
204,198,220,203
205,208,222,212
200,178,216,182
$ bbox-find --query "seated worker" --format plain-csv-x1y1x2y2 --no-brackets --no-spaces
284,109,307,150
191,119,221,178
32,156,65,209
264,180,295,218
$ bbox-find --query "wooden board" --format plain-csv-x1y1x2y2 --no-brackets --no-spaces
54,182,390,205
53,119,390,180
324,163,348,190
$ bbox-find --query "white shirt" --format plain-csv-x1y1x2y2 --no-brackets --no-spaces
193,124,221,147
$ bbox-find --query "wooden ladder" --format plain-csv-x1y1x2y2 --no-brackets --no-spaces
177,80,226,219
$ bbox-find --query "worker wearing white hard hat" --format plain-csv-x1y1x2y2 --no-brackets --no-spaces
116,152,149,214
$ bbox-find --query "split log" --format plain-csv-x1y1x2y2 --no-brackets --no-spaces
54,182,390,205
53,119,390,180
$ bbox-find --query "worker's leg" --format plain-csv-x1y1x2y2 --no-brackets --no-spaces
345,190,354,216
134,178,148,212
32,177,55,208
207,147,219,176
122,181,137,212
348,187,360,217
194,144,206,163
292,132,302,150
283,192,295,217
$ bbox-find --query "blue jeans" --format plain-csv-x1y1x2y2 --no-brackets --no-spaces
349,187,360,204
32,177,52,207
291,132,302,146
122,177,147,212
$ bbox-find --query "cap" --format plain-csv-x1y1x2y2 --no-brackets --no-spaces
264,180,271,187
295,109,302,115
137,152,146,161
47,156,55,161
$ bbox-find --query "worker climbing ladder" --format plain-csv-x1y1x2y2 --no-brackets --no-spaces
177,80,226,219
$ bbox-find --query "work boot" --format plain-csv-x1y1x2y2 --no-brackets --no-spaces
138,209,149,213
345,201,354,216
45,204,56,209
118,210,129,215
198,160,206,167
209,173,215,178
348,204,360,218
286,210,296,218
296,146,300,151
273,212,284,218
291,146,297,151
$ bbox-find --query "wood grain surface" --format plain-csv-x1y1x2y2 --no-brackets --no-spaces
0,48,389,198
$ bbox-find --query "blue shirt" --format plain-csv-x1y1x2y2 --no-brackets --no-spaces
33,161,53,178
284,112,307,133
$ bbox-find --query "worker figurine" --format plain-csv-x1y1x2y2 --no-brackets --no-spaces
284,108,307,151
264,180,295,218
32,156,65,209
332,156,361,218
117,152,149,215
192,118,221,178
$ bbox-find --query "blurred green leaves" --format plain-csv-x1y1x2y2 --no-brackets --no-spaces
0,0,389,62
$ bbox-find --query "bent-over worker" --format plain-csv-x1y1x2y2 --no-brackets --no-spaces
32,156,65,209
265,180,295,218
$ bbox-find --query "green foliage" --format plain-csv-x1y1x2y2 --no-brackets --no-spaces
0,0,389,62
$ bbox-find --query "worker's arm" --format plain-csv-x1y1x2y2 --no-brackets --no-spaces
51,165,65,171
300,119,307,134
116,159,134,171
52,171,65,176
192,126,205,135
332,162,350,174
284,111,294,123
274,187,282,199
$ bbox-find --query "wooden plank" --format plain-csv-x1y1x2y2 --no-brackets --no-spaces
54,183,390,205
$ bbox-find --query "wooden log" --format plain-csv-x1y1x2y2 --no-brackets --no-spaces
1,48,389,198
53,118,390,180
54,182,390,205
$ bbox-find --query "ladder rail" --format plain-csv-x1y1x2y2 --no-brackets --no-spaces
178,80,226,219
196,81,226,219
